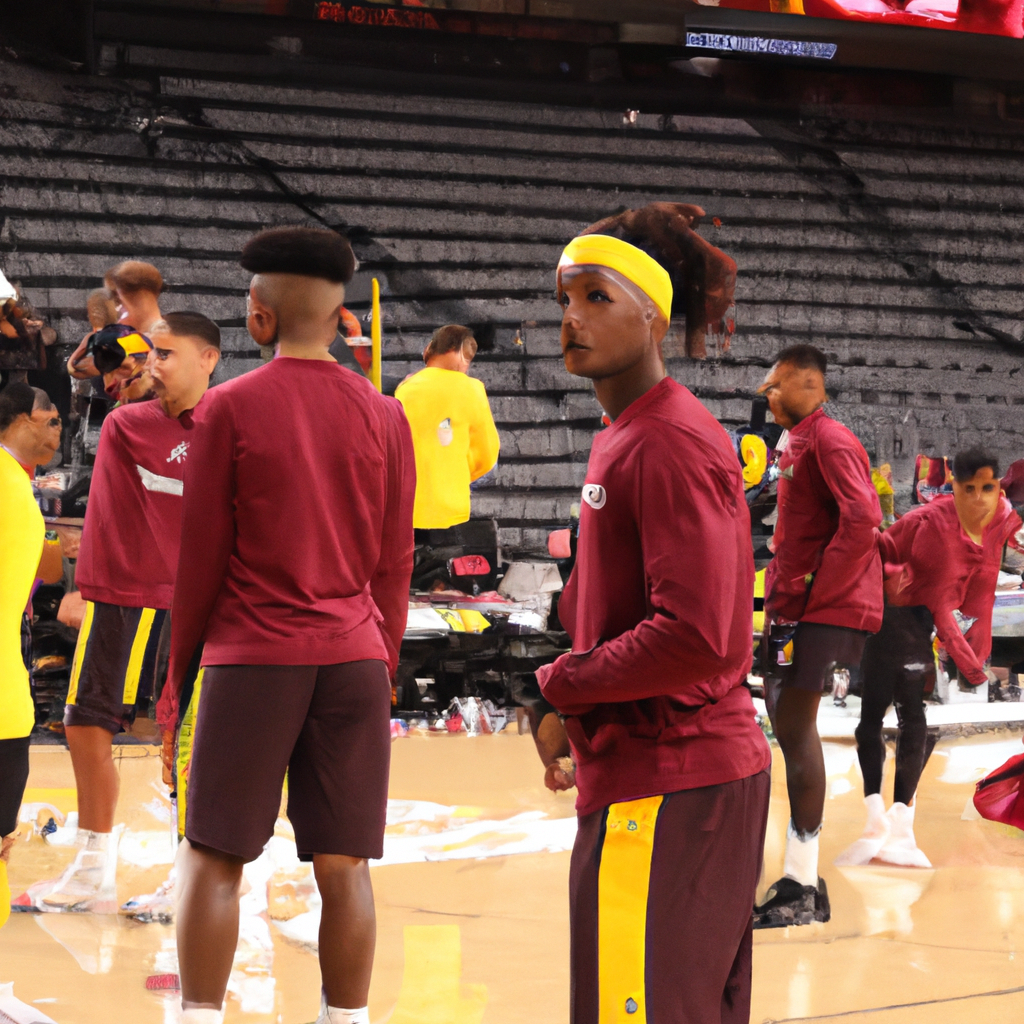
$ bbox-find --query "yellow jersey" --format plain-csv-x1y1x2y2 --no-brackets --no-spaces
0,447,43,740
396,367,500,530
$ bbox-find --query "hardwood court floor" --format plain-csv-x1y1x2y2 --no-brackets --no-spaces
2,730,1023,1023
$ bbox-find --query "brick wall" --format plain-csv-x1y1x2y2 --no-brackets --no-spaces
2,49,1022,554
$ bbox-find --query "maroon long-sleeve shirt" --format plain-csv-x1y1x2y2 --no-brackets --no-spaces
766,406,883,632
881,496,1022,686
158,357,415,730
536,378,771,816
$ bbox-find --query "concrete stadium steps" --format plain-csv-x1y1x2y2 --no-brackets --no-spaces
1,52,1023,552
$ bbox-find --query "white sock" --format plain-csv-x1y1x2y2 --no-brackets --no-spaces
181,1010,223,1024
81,829,111,852
783,820,820,887
317,1006,370,1024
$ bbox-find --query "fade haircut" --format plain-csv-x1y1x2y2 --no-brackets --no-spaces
0,381,36,431
240,226,356,284
104,260,164,297
160,311,221,350
424,324,477,364
31,387,55,411
774,344,827,376
952,447,1000,483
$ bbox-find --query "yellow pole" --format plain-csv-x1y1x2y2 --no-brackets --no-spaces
371,277,382,393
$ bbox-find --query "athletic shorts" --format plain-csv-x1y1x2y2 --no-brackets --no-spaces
0,736,31,837
569,771,771,1024
780,622,869,692
64,601,170,734
185,660,392,863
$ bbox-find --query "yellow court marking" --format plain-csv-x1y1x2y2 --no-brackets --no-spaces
598,795,664,1024
21,788,78,813
122,608,157,705
65,600,96,706
389,925,488,1024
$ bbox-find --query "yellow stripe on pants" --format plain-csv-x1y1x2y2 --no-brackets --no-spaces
176,667,205,838
66,600,96,706
122,608,157,705
598,795,664,1024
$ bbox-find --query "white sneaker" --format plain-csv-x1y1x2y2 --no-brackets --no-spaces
835,793,891,866
27,827,122,913
875,802,932,868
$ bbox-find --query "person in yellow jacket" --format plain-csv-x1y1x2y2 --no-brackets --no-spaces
0,382,50,929
396,324,500,530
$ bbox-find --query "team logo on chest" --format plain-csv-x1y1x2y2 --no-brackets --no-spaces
582,483,607,510
167,441,189,464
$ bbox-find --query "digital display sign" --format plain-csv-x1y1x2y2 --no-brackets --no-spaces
710,1,1023,40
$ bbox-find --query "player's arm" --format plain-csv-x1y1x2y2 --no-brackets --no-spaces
67,332,99,379
369,400,416,675
538,449,751,712
156,395,236,731
36,532,63,584
802,438,882,616
467,380,500,482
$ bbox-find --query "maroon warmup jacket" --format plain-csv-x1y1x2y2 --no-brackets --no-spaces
76,398,201,610
536,378,771,817
157,357,415,730
766,407,883,632
881,496,1023,686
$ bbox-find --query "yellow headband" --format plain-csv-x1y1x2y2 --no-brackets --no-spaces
558,234,673,322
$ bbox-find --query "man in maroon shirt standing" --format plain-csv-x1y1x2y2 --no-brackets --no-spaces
21,312,220,915
755,345,883,928
157,227,414,1024
534,204,771,1024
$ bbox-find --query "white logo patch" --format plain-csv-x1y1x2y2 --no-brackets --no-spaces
167,441,189,464
582,484,606,510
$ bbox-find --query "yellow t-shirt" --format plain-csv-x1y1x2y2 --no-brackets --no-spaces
396,367,500,530
0,447,43,741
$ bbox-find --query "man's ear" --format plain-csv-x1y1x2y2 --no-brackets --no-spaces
202,345,221,375
247,300,277,346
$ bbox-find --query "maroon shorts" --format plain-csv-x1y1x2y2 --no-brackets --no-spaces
64,601,170,734
185,660,392,863
782,622,869,692
568,770,770,1024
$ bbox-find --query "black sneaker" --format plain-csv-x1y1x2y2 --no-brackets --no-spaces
752,876,831,929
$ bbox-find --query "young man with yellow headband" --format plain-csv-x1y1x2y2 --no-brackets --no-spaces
533,204,771,1024
20,313,220,914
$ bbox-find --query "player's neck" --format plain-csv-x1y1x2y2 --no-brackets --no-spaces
123,298,162,334
159,380,208,420
276,337,336,361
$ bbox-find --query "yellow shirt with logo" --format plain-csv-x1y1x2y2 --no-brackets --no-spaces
0,448,43,740
396,367,500,530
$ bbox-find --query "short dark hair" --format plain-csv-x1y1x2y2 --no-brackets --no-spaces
774,344,827,375
0,381,36,431
952,447,1000,483
240,226,356,284
31,387,55,412
424,324,477,363
104,260,164,296
160,311,221,350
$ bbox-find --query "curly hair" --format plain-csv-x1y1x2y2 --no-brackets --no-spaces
580,202,737,359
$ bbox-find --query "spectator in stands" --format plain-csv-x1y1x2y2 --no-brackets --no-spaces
0,382,59,930
395,324,499,532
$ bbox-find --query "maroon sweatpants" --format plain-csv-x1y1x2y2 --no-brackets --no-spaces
569,770,771,1024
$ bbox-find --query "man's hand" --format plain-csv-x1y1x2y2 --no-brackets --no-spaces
160,730,176,788
544,756,577,792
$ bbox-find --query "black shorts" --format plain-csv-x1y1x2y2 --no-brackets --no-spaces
0,736,31,837
781,622,870,692
569,771,771,1024
64,601,169,733
185,660,392,863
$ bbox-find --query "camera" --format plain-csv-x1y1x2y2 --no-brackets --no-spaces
85,324,153,375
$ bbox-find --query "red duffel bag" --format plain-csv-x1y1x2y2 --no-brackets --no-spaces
974,751,1024,830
